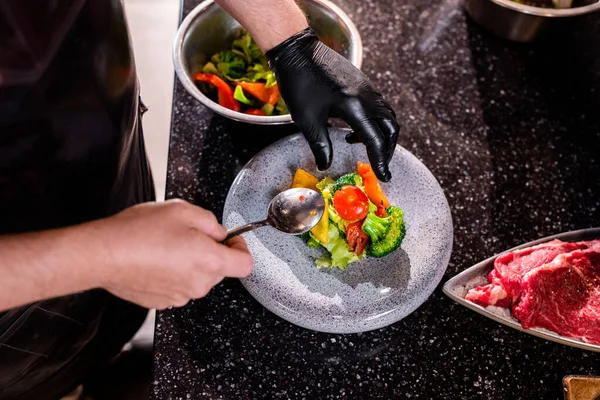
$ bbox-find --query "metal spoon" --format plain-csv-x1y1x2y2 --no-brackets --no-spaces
224,188,325,242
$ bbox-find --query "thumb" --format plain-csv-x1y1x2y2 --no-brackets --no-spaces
299,122,333,171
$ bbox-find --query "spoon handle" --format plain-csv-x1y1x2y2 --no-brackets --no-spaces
224,220,269,242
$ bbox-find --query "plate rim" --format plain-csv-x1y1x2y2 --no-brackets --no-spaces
223,129,455,333
442,227,600,353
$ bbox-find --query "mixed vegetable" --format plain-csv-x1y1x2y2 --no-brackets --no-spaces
193,30,288,116
292,162,406,270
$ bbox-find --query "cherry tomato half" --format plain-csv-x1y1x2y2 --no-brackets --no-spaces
333,185,369,221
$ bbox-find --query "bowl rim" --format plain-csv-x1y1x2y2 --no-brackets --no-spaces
173,0,363,125
487,0,600,17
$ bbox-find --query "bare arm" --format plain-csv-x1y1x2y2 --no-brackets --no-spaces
214,0,308,51
0,224,103,311
0,200,253,312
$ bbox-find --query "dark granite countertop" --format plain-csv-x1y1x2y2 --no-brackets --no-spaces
152,0,600,398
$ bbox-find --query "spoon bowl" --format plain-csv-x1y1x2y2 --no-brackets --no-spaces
225,188,325,241
267,188,325,235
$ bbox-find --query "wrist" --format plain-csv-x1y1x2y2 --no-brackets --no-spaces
215,0,308,52
266,27,318,66
75,217,124,289
52,221,111,291
258,20,309,52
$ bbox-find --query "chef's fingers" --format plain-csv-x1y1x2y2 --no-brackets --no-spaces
339,101,392,182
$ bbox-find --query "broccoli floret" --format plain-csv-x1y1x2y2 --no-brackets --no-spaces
211,50,247,79
362,206,406,258
332,173,363,193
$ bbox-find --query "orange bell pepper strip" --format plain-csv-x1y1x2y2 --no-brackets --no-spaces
357,161,391,210
238,81,280,105
375,206,388,218
243,109,266,116
194,73,240,112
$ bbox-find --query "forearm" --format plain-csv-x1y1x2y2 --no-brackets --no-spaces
215,0,308,51
0,223,106,311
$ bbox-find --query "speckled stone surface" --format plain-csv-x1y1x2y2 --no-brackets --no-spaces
152,0,600,398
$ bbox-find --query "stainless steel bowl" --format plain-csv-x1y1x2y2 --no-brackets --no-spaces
463,0,600,42
173,0,362,125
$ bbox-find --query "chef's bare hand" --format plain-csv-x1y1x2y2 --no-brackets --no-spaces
95,199,253,309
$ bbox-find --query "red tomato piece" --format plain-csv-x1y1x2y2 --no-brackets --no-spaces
332,186,369,221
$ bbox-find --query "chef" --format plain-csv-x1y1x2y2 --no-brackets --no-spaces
0,0,399,398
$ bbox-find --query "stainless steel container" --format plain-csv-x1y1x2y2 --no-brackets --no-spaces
173,0,363,125
463,0,600,42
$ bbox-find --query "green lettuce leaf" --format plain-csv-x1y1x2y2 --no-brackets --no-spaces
315,224,362,270
316,177,335,194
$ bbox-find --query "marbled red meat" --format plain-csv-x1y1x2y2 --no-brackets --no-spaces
465,239,600,345
513,249,600,344
466,240,587,307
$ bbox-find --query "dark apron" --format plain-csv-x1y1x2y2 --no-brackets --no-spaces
0,1,154,398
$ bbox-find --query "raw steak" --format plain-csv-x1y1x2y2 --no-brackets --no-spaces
513,249,600,345
466,240,587,307
464,281,512,308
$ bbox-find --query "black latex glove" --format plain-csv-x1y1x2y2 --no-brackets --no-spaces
266,28,399,182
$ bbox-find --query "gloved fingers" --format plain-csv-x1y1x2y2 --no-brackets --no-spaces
377,117,400,164
345,130,360,144
363,126,392,182
298,121,333,171
381,101,397,120
347,117,399,162
339,102,392,182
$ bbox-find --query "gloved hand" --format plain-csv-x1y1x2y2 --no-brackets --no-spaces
266,28,399,182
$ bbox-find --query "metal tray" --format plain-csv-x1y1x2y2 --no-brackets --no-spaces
443,227,600,353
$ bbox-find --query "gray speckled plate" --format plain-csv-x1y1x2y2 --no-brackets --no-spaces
443,228,600,352
222,129,453,334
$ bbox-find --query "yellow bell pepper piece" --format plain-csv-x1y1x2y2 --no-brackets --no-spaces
310,199,329,244
290,168,328,244
291,169,319,191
